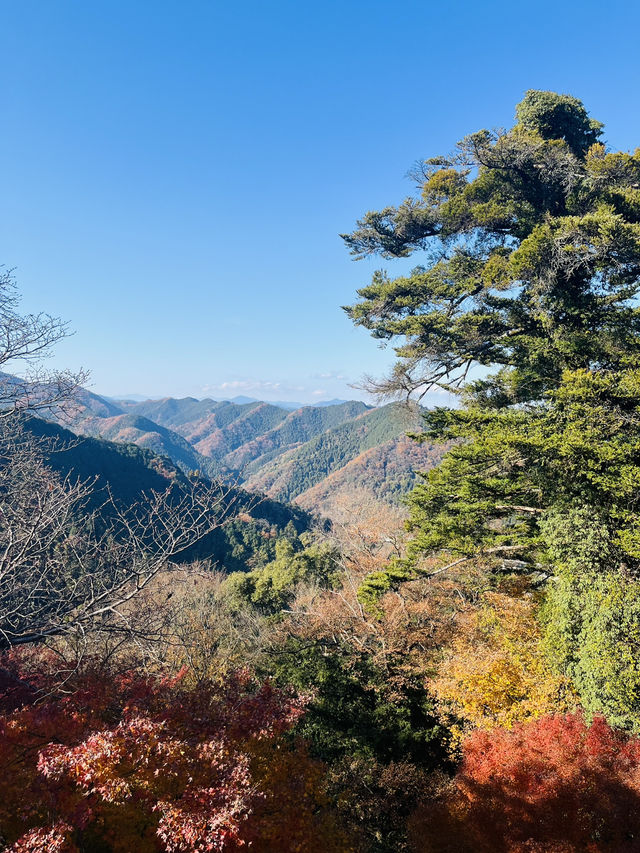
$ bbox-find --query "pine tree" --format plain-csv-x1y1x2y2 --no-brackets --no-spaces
344,92,640,724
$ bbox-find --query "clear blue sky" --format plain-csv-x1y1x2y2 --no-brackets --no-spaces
2,0,640,403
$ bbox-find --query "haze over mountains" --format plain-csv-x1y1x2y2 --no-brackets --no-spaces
57,389,445,519
109,394,351,410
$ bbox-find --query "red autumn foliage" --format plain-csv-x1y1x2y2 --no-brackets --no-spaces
409,712,640,852
0,649,309,852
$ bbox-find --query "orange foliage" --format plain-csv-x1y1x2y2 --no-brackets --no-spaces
0,649,348,852
409,712,640,852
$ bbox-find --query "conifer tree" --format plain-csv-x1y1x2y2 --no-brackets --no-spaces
344,92,640,724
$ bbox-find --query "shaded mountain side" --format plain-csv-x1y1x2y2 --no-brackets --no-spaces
242,403,425,503
294,435,447,518
26,416,184,507
23,417,313,572
222,401,370,472
61,412,222,479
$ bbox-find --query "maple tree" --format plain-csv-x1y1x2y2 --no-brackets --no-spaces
0,649,339,852
409,712,640,852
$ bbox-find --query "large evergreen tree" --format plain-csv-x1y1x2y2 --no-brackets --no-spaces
344,89,638,404
343,91,640,727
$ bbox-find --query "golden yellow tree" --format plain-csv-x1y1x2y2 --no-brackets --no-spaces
433,592,575,734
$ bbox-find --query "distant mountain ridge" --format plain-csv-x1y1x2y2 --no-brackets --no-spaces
46,388,445,520
108,394,352,410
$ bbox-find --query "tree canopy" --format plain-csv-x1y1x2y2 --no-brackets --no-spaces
344,91,640,729
343,89,640,404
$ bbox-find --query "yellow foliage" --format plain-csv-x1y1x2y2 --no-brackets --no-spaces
433,592,576,735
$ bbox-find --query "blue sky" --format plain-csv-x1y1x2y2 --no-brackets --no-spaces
2,0,640,403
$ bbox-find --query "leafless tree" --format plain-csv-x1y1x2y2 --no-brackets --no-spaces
147,569,271,684
0,269,88,417
0,271,240,654
0,416,238,650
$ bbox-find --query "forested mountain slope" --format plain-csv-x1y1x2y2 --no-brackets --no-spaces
189,402,292,457
63,411,220,478
26,415,183,506
25,416,312,571
124,397,287,446
45,386,443,519
294,435,447,518
242,403,427,503
222,400,369,472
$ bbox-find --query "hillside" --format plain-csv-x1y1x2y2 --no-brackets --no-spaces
124,398,283,444
24,416,312,572
26,415,183,507
294,435,447,520
42,384,443,521
63,411,221,478
189,402,290,457
242,403,425,503
116,398,371,470
221,400,369,472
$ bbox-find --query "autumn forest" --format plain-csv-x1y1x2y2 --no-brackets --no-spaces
4,89,640,852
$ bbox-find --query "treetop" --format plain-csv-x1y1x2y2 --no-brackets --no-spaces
342,90,640,403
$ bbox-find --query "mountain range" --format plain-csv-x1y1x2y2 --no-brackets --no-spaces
24,414,311,572
53,389,446,520
108,394,351,410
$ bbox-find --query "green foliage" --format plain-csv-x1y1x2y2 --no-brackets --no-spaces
224,539,340,613
399,368,640,569
200,518,279,571
514,89,603,155
357,560,413,613
343,91,640,404
540,508,640,730
344,91,640,732
269,639,450,769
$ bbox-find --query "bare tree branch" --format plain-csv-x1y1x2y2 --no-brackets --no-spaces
0,269,87,417
0,414,238,650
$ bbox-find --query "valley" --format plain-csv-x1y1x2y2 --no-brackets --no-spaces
55,389,445,522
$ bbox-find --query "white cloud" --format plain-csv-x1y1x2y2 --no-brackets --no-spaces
313,371,348,381
200,379,307,397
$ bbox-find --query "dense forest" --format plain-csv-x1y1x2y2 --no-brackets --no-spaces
3,89,640,852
